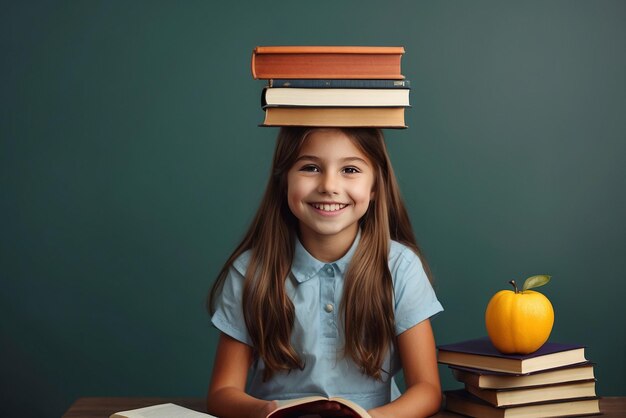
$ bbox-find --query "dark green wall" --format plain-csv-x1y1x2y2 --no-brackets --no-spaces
2,2,624,417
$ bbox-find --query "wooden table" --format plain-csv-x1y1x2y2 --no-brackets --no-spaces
63,396,626,417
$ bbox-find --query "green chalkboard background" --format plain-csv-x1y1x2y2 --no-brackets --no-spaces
2,1,625,417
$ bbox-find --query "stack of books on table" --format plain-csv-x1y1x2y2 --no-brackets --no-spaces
251,46,410,128
437,337,601,418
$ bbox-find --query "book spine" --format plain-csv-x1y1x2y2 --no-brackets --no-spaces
268,79,411,89
251,50,258,79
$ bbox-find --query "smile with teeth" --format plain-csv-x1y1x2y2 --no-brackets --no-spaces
310,202,348,212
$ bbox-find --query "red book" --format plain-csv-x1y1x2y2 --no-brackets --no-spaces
251,46,405,80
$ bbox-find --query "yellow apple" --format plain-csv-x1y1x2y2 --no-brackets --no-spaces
485,275,554,354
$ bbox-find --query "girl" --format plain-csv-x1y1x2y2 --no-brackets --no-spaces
207,127,443,418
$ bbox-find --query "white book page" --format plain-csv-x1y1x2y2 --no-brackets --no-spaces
111,403,216,418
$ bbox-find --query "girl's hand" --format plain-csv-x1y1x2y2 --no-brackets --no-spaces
366,409,389,418
259,400,278,418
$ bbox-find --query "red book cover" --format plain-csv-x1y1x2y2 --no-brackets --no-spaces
251,46,406,80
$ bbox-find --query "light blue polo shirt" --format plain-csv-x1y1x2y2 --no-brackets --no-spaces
211,233,443,410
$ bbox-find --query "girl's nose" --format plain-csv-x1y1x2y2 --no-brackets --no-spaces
318,172,339,194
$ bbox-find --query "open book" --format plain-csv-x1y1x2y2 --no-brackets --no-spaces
110,403,215,418
268,396,371,418
110,397,371,418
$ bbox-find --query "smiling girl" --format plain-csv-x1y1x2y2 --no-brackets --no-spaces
207,127,443,418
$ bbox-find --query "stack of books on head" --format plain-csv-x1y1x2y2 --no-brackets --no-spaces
251,46,410,128
437,337,601,418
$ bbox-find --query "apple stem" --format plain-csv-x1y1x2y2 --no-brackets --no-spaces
509,280,519,294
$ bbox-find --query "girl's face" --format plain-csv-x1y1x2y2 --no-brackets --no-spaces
287,129,375,255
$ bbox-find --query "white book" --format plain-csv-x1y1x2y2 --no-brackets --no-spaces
262,87,410,107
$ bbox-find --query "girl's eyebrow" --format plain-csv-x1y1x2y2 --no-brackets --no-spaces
294,154,320,162
295,155,370,166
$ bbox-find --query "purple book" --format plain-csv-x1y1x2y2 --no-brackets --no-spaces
437,337,587,374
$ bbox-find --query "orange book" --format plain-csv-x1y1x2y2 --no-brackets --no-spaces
251,46,405,80
262,107,406,128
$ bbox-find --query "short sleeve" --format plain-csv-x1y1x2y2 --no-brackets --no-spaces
390,244,444,335
210,253,253,346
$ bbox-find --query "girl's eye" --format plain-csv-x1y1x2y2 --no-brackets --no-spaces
342,167,361,174
299,164,320,172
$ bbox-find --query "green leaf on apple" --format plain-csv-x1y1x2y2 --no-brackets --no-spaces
522,275,551,292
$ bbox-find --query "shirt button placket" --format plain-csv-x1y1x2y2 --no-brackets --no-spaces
321,264,337,339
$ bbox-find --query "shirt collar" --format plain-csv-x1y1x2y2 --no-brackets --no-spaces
291,230,361,284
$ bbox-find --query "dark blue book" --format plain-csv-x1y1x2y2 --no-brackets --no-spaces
450,362,595,389
437,337,587,374
268,79,411,89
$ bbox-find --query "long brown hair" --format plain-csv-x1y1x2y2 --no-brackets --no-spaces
208,127,431,381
